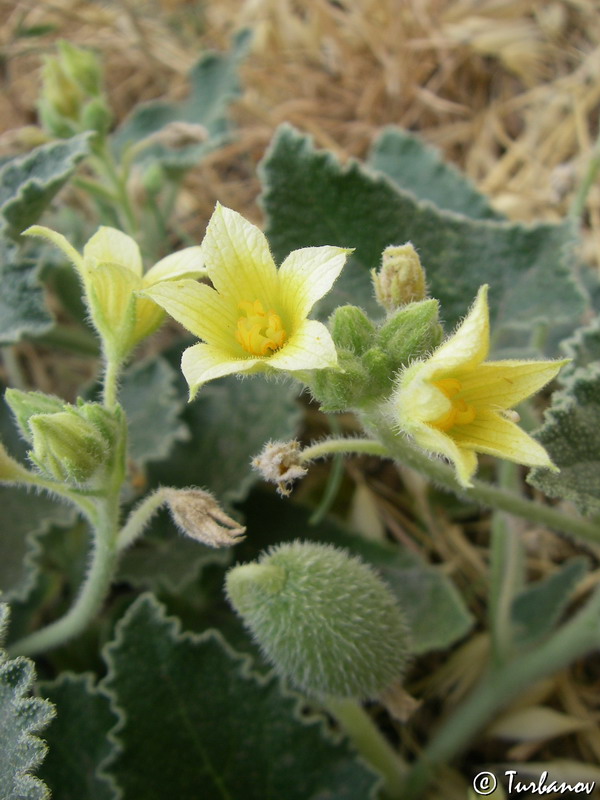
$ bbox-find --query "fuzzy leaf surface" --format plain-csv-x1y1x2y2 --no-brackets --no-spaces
0,240,53,344
0,134,89,239
113,30,250,169
512,557,589,647
368,127,502,220
149,370,301,503
101,594,379,800
239,491,473,655
260,126,584,344
119,356,189,468
0,603,55,800
528,319,600,514
38,674,119,800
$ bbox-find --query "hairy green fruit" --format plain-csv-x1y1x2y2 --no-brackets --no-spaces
225,541,410,699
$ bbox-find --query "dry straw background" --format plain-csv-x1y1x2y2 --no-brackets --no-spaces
1,1,600,796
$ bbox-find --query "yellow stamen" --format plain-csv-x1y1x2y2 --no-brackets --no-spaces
430,378,476,431
236,299,287,356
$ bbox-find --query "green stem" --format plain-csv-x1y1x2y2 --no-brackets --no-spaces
90,141,138,236
117,487,168,551
402,586,600,798
300,437,388,464
324,696,407,799
19,472,97,523
364,415,600,545
102,356,121,410
570,127,600,220
8,498,120,658
488,462,525,665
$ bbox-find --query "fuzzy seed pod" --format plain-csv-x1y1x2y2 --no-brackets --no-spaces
225,541,410,699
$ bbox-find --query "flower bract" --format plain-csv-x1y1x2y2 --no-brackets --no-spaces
24,225,206,362
392,284,567,487
142,203,351,398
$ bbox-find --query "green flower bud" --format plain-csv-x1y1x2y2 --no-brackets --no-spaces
29,410,109,485
226,541,410,699
38,41,107,137
376,299,442,368
5,389,65,443
330,305,376,354
80,97,113,136
371,243,427,312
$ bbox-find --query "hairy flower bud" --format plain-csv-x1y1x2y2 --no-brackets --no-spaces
28,411,109,485
372,243,427,312
5,389,65,443
226,541,411,699
164,488,246,547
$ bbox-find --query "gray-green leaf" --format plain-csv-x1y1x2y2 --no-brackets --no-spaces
368,127,502,220
112,30,251,169
0,134,90,240
0,240,53,345
38,673,119,800
260,126,584,349
101,594,379,800
0,603,55,800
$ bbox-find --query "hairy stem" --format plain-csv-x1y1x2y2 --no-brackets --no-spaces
363,414,600,545
117,487,168,551
324,696,407,799
402,586,600,798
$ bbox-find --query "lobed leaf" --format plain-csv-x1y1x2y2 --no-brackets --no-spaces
528,319,600,515
0,134,90,240
0,603,55,800
112,30,251,169
260,125,585,350
38,674,119,800
149,370,301,504
0,240,54,345
100,594,380,799
368,127,502,220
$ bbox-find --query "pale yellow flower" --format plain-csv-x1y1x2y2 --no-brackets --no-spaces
392,284,567,487
142,203,351,398
24,225,206,361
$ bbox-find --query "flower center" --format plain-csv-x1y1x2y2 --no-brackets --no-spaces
236,299,287,357
429,378,476,431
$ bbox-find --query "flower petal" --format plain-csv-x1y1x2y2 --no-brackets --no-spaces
84,227,143,276
459,359,569,409
408,421,478,487
23,225,85,272
427,284,490,377
143,247,206,285
277,246,351,322
267,319,339,372
452,409,556,468
181,342,261,399
142,280,239,351
201,204,279,306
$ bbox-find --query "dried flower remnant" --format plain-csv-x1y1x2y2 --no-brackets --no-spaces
164,488,246,548
252,439,308,496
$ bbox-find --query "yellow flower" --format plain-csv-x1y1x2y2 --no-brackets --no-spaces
392,284,567,487
142,203,351,398
24,225,206,362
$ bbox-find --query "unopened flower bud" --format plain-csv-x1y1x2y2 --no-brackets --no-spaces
164,488,246,548
251,440,308,496
329,305,375,354
5,389,65,443
226,541,410,699
29,410,109,485
372,243,427,312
